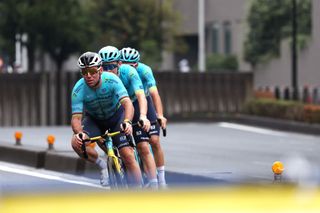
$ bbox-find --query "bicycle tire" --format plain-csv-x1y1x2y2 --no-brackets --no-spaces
107,156,127,189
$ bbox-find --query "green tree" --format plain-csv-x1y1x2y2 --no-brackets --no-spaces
0,0,95,72
29,0,95,71
0,0,27,66
89,0,180,68
244,0,311,67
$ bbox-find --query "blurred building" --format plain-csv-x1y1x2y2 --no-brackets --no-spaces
170,0,320,89
171,0,251,71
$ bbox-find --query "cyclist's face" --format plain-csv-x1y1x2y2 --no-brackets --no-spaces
81,66,101,87
102,62,119,75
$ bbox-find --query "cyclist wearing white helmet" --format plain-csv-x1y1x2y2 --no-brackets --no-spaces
98,46,158,188
71,51,142,187
119,47,168,188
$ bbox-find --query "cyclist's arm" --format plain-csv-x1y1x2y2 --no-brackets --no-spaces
135,91,148,118
120,97,134,122
71,80,85,134
149,87,164,118
71,113,83,134
129,66,148,118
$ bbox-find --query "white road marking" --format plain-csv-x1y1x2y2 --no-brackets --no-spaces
0,163,106,189
218,122,289,137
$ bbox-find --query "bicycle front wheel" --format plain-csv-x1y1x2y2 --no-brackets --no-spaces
107,156,127,189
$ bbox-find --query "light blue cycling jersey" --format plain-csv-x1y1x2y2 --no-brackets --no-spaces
136,62,157,96
71,72,128,120
118,64,144,101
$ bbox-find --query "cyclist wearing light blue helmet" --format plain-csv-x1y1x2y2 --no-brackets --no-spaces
99,45,158,188
119,47,168,188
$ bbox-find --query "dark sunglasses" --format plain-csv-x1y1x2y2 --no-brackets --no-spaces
122,62,138,68
102,63,118,71
81,66,100,76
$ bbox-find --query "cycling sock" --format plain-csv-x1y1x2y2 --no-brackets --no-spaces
95,157,107,169
157,166,166,184
148,178,159,189
149,178,158,184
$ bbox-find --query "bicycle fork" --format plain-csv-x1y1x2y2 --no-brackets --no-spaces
106,140,123,174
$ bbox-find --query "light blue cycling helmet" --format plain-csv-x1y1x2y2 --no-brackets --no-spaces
98,46,120,62
119,47,140,63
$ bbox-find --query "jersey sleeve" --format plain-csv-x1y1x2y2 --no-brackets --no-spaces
111,74,130,101
143,65,157,92
128,66,145,95
71,81,84,114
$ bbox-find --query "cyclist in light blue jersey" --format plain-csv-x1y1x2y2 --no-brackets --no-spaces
119,47,168,187
71,52,142,187
98,46,158,188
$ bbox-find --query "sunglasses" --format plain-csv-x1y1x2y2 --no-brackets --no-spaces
81,67,100,76
122,62,138,68
102,63,118,71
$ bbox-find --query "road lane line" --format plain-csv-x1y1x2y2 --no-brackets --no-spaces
0,164,105,189
218,122,289,136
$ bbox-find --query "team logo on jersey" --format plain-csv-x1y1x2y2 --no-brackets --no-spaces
129,71,135,78
105,78,118,84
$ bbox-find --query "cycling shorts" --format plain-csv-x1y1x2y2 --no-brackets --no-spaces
132,96,160,143
82,106,130,150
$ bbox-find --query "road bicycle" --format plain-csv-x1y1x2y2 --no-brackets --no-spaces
80,130,129,189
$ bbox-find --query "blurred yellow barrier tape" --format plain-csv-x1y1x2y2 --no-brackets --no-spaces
1,185,320,213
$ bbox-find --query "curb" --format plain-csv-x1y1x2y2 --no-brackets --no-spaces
0,143,46,168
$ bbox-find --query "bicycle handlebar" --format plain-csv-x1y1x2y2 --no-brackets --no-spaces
157,118,167,137
81,128,134,159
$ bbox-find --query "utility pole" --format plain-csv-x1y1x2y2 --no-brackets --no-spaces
198,0,205,72
291,0,298,100
158,0,163,62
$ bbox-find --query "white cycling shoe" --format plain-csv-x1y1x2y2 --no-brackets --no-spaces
100,168,110,187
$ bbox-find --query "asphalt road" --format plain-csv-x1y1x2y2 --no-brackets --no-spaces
0,122,319,187
0,161,106,195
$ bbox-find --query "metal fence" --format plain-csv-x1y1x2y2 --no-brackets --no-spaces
0,71,253,126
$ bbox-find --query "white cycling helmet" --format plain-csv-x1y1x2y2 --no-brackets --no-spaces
119,47,140,63
77,52,102,68
98,46,120,62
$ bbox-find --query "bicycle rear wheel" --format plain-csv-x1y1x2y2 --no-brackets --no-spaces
107,156,127,189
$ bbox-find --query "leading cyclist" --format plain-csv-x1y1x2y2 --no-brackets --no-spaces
98,46,158,188
70,52,142,187
119,47,168,188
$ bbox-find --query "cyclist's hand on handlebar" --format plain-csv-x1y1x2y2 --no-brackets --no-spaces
121,120,133,135
157,116,167,129
139,115,151,132
74,132,88,147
